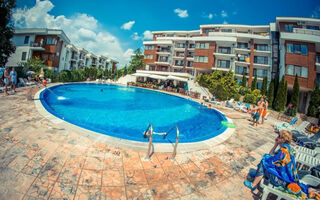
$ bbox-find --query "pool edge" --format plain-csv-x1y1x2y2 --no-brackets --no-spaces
34,83,235,153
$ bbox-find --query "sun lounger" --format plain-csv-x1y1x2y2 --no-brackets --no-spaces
274,117,298,132
295,152,320,171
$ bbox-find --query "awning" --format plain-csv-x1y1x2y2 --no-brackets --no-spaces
167,75,188,82
132,73,151,77
149,75,167,80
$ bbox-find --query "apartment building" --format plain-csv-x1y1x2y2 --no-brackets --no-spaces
143,25,272,89
6,28,117,72
276,17,320,113
142,17,320,113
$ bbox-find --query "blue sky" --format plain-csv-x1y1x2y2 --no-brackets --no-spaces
14,0,320,67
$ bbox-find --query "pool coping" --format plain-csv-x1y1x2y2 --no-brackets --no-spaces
34,82,235,153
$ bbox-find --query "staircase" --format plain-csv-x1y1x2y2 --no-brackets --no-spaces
187,80,212,99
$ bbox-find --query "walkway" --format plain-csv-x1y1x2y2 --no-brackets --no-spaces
0,86,277,200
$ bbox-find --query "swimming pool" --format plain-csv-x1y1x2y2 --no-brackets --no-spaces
40,83,227,143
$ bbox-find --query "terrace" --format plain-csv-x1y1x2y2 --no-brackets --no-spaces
0,86,278,200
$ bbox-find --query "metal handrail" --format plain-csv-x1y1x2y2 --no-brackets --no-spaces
163,125,180,159
143,123,153,159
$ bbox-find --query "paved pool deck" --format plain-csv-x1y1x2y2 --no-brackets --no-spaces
0,85,278,200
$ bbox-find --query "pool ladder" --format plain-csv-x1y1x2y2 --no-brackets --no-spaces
143,123,180,160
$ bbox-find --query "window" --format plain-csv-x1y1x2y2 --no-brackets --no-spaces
188,51,194,57
205,29,213,35
237,43,248,49
286,65,308,78
187,61,193,67
195,43,209,49
238,54,248,62
145,45,154,50
24,36,30,44
307,26,319,30
254,56,268,64
218,47,231,54
286,43,308,55
194,56,208,63
316,55,320,63
284,24,293,32
21,52,27,61
45,37,57,45
175,60,184,66
221,29,232,32
217,60,230,68
189,44,195,48
167,34,174,37
235,66,248,75
144,55,153,59
176,43,185,48
254,44,268,51
253,69,268,78
287,44,294,53
159,56,168,62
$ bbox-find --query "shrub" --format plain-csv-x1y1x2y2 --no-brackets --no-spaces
44,69,55,81
244,93,255,104
57,70,71,82
251,75,257,91
239,86,251,95
267,79,275,108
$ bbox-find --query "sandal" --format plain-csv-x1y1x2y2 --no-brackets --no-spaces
244,180,257,191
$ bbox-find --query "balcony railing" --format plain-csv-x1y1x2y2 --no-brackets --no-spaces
293,28,320,36
157,49,171,53
30,42,44,48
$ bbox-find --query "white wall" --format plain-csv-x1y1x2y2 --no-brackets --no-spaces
6,46,32,67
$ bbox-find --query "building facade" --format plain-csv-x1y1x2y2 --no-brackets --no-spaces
143,17,320,113
6,28,118,72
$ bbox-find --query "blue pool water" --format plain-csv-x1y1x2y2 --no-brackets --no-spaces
40,83,227,143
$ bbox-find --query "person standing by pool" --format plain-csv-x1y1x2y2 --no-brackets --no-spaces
261,98,269,125
3,68,10,95
10,67,17,93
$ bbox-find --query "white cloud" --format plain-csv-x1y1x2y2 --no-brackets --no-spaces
174,8,188,18
311,7,320,18
223,20,228,24
121,21,135,30
221,10,228,18
143,30,153,40
131,32,141,40
12,0,131,67
208,13,213,19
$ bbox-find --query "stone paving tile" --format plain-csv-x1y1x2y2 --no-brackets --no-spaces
102,170,125,187
144,168,168,185
26,177,55,199
124,169,148,185
125,184,154,200
79,169,102,186
149,182,179,200
100,186,126,200
0,87,279,199
74,185,101,200
48,182,77,200
83,156,104,170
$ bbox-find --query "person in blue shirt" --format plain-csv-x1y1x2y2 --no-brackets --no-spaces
244,130,309,197
10,67,17,93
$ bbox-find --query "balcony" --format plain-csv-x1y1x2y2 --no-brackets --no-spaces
186,57,194,61
235,48,250,53
213,52,236,59
71,56,78,61
174,47,185,52
234,60,250,66
281,28,320,43
29,42,45,51
316,65,320,73
208,31,270,40
156,50,171,55
253,62,270,68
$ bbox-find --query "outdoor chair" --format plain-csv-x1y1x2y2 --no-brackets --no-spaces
274,117,298,132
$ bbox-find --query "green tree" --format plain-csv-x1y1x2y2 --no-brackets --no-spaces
44,69,55,81
22,57,46,74
127,48,145,74
123,66,127,76
274,76,285,111
284,80,288,107
241,74,247,87
261,76,268,96
290,75,300,116
307,82,320,117
97,68,103,79
267,79,275,108
196,70,239,101
0,0,16,66
251,75,257,91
